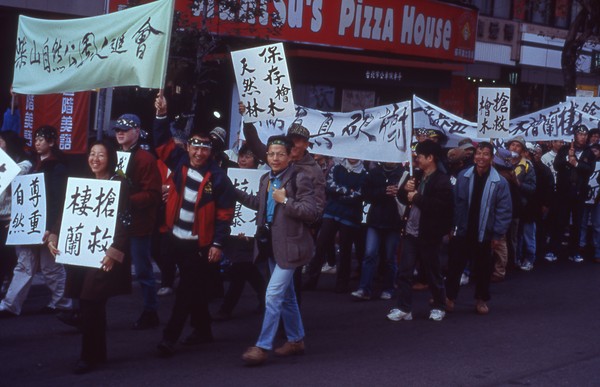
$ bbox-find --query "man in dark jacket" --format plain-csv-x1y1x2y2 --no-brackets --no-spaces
386,140,453,322
154,95,236,356
113,114,162,330
553,125,595,262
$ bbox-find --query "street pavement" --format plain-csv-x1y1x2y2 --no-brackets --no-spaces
1,258,600,387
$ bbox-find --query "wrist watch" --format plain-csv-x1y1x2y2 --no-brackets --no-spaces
283,197,288,205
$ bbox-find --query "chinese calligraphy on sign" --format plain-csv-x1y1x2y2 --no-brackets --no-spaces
6,173,47,245
0,147,22,197
477,88,511,138
56,178,121,268
12,0,173,94
227,168,266,236
231,43,296,123
116,151,132,173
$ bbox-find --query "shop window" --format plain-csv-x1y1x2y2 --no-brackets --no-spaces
489,22,500,40
530,0,552,25
472,0,492,16
492,1,511,19
513,0,527,20
570,1,583,26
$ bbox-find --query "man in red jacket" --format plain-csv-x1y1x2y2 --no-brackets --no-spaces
113,114,162,330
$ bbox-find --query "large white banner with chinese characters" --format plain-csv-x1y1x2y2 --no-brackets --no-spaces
12,0,174,94
228,168,266,236
56,178,121,269
477,88,511,138
508,101,600,140
231,43,296,123
412,96,480,147
6,174,46,245
243,102,413,163
0,148,22,196
566,97,600,117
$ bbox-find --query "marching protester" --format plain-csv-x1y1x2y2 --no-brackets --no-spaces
528,144,554,264
540,140,564,262
386,141,453,322
153,95,236,356
213,144,266,321
236,135,318,366
0,131,32,296
446,142,512,315
579,143,600,263
113,114,162,330
303,158,367,293
0,126,73,317
48,139,131,374
552,125,595,262
352,161,406,300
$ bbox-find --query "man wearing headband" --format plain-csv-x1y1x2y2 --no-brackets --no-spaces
552,125,595,263
113,113,162,330
153,95,236,356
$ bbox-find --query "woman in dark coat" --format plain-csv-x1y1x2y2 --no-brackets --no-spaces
49,139,131,374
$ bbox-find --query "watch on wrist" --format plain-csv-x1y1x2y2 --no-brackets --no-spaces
283,197,288,205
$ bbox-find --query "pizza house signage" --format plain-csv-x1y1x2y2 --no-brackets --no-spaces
110,0,477,63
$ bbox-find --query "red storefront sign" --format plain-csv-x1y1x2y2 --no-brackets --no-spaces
110,0,477,63
19,92,90,154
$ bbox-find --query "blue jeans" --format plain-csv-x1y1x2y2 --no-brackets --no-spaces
517,221,536,264
580,203,600,258
358,227,399,295
256,258,304,350
131,235,158,312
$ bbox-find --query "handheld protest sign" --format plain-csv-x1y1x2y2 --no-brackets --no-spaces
0,147,22,196
6,173,46,245
231,43,295,123
227,168,266,236
56,177,121,268
116,151,131,173
477,88,510,139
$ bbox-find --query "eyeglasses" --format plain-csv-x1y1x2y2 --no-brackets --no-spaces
266,152,288,158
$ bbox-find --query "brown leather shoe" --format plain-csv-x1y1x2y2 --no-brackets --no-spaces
476,300,489,315
412,282,429,291
445,298,455,313
242,346,268,366
274,340,305,357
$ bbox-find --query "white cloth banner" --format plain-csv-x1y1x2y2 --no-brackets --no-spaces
0,148,23,196
6,173,46,245
244,102,413,163
412,95,479,147
477,88,511,138
56,178,121,269
228,168,266,236
12,0,174,94
586,161,600,205
508,101,600,141
231,43,296,123
566,96,600,117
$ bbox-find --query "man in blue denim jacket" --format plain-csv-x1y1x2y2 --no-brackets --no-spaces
446,142,512,315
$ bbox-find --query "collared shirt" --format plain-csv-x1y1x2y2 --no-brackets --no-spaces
405,173,430,237
467,168,490,240
266,167,289,223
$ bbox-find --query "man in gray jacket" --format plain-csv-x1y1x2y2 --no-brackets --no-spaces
446,142,512,315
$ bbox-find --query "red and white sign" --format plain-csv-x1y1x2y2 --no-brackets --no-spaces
19,92,90,154
109,0,477,63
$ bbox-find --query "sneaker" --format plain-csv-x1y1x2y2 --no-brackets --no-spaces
429,309,445,322
321,263,337,274
157,287,173,297
520,261,534,271
569,254,584,263
386,308,413,321
544,252,557,262
274,340,305,356
379,291,393,300
242,346,268,366
460,273,469,286
351,289,371,300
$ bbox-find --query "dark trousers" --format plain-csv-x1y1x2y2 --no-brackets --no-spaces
446,236,493,302
80,298,107,364
154,231,177,288
163,235,211,342
0,220,17,286
306,217,356,288
397,235,446,311
556,192,585,256
221,262,265,313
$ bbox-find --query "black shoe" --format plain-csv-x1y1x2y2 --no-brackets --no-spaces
57,310,81,328
181,330,214,346
302,279,317,291
133,311,159,330
157,339,176,357
0,310,16,318
73,360,95,375
39,306,58,315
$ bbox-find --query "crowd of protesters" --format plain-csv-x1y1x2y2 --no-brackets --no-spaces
1,93,600,372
